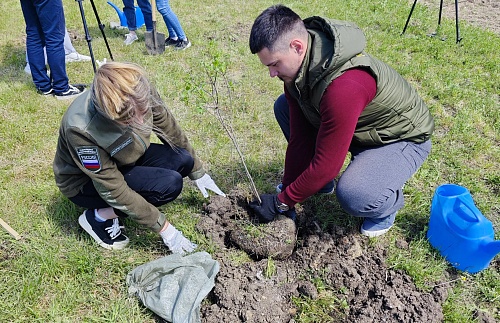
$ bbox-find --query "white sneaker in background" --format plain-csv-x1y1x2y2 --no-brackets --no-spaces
110,21,127,30
25,52,89,76
24,63,31,75
174,38,191,50
65,52,91,63
124,33,138,45
24,64,50,77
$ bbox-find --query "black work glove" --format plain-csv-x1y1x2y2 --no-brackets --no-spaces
249,194,280,223
285,208,297,221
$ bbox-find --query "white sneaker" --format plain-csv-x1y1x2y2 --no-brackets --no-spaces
65,52,91,63
124,33,138,45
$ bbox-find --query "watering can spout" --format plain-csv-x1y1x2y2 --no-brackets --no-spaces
484,240,500,259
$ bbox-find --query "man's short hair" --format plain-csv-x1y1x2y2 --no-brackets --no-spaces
249,5,307,54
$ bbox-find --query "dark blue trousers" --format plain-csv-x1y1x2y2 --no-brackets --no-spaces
20,0,69,93
70,144,194,215
122,0,153,31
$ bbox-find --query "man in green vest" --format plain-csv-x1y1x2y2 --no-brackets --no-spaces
248,5,434,237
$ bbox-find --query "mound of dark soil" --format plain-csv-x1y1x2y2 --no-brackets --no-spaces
196,189,451,322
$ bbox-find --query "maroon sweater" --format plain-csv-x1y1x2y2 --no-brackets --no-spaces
278,68,377,207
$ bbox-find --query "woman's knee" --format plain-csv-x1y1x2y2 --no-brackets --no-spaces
177,150,194,177
146,171,184,206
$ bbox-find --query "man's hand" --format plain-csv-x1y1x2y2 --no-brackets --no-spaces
194,174,226,198
249,194,280,223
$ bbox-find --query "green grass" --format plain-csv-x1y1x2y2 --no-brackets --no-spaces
292,275,350,322
1,0,499,321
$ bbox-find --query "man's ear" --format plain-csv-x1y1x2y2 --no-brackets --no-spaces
290,39,305,55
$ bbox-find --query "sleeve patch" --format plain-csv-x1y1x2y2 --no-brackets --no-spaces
76,146,102,172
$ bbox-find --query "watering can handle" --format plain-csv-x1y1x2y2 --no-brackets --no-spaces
446,197,483,233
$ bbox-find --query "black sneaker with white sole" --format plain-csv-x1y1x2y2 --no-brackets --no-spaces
165,37,178,47
78,209,129,250
55,84,86,100
37,88,54,96
174,38,191,50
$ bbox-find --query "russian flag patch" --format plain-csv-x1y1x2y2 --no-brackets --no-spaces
76,146,102,172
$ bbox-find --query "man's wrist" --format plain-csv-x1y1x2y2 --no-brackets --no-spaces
275,195,289,213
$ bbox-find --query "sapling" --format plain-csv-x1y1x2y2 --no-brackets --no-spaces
182,45,261,204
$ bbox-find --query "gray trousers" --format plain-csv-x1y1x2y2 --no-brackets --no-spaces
336,140,432,219
274,94,432,219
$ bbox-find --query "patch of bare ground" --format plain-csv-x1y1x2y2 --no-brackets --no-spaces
196,190,461,322
413,0,500,35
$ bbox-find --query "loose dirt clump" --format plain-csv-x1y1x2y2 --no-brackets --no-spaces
196,189,448,322
199,189,296,260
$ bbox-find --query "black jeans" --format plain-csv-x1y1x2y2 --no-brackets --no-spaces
70,143,194,215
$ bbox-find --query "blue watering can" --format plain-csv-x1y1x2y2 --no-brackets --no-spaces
427,184,500,273
107,1,145,28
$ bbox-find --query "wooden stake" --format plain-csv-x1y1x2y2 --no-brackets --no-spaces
0,218,21,240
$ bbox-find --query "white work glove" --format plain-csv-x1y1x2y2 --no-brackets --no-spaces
160,224,197,255
96,58,107,68
194,174,226,198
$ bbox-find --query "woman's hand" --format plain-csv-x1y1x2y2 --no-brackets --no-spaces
194,174,226,198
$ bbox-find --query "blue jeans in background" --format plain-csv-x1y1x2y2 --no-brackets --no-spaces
20,0,69,93
155,0,187,40
122,0,153,31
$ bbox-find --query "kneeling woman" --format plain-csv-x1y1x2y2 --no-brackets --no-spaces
53,61,225,253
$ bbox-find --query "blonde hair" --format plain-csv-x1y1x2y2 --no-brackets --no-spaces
91,61,176,146
91,61,152,127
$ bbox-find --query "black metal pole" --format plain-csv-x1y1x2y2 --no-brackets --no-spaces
402,0,463,43
75,0,97,73
89,0,114,60
401,0,418,35
455,0,462,43
438,0,444,26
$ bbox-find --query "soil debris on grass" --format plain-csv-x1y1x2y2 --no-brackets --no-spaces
196,189,451,322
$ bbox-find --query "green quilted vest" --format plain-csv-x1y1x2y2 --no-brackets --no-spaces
286,16,434,145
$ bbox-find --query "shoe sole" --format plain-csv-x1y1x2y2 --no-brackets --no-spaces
360,226,392,238
66,57,91,63
124,38,138,46
78,213,129,250
318,187,335,195
360,212,396,238
55,88,86,101
175,42,191,50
